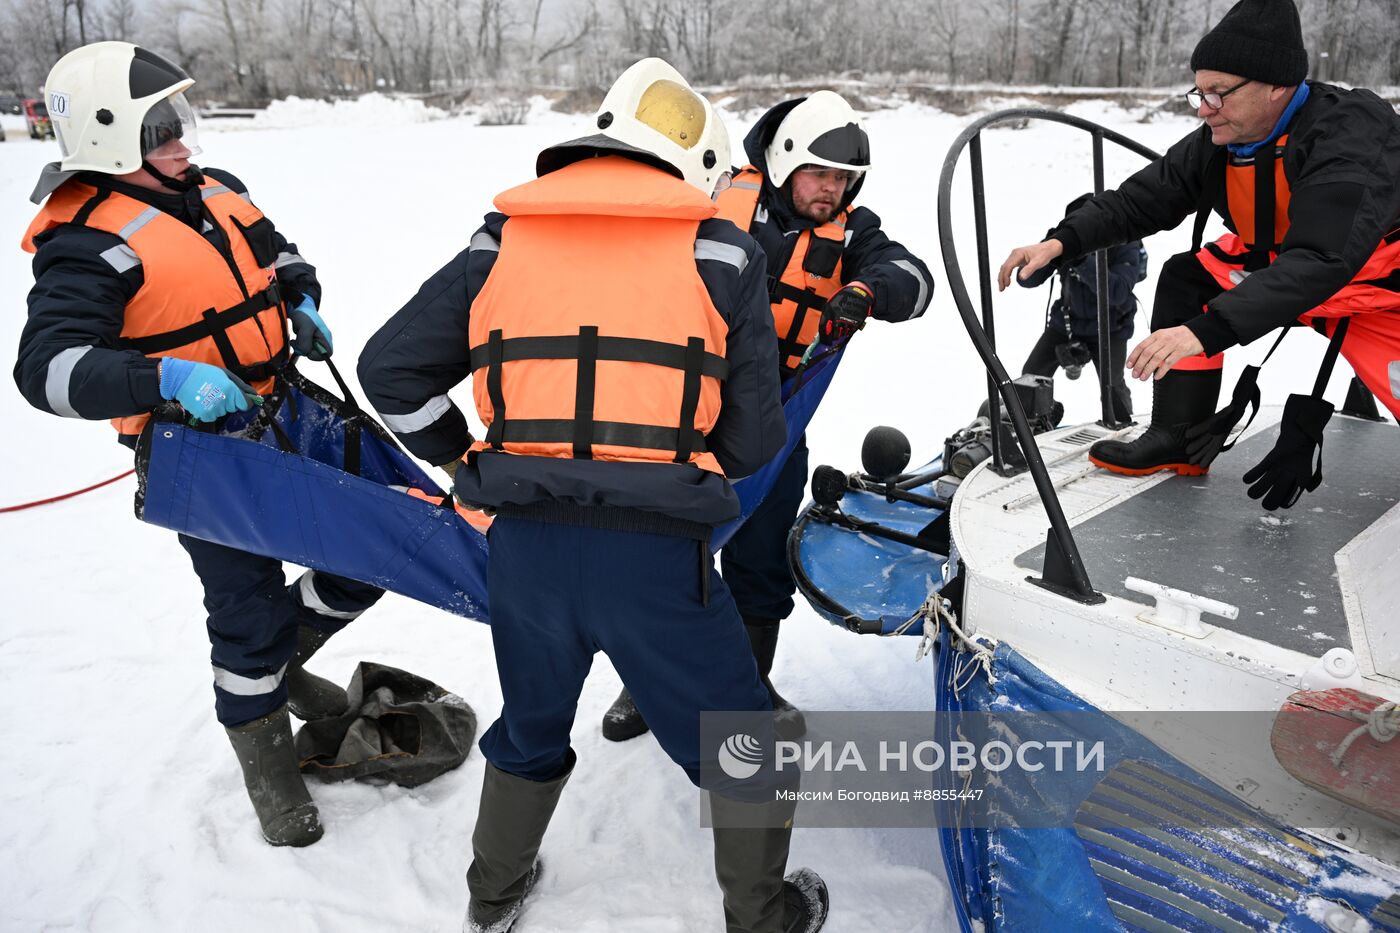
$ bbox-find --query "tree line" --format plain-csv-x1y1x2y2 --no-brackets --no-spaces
2,0,1396,106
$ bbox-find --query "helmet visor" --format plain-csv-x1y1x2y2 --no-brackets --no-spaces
140,91,201,160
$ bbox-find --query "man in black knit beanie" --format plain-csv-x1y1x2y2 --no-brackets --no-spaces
997,0,1400,510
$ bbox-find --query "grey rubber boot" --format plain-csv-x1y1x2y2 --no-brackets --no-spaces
711,793,829,933
464,761,572,933
225,705,323,847
601,686,650,742
285,624,349,722
744,619,806,741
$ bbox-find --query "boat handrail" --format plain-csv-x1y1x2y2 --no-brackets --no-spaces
936,108,1162,604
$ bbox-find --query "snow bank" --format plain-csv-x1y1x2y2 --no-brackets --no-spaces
247,92,448,129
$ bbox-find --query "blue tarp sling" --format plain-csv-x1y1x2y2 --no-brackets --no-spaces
137,348,844,624
934,630,1400,932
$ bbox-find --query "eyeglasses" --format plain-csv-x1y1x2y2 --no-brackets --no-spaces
1185,78,1251,110
795,166,858,186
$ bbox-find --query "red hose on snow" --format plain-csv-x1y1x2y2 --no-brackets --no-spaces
0,470,135,513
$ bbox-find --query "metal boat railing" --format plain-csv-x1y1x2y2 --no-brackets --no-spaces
936,109,1161,604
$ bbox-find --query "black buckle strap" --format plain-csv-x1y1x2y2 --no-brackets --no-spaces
1249,141,1277,271
468,334,728,380
486,329,506,450
1312,317,1350,399
573,326,598,459
770,280,826,358
122,283,281,355
674,337,704,463
492,419,707,454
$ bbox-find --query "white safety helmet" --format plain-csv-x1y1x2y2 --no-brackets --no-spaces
764,90,870,189
32,41,199,201
537,58,731,195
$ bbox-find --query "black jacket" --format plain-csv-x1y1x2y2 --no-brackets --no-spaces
1019,241,1146,342
14,168,319,428
739,100,933,367
1049,82,1400,355
357,175,787,533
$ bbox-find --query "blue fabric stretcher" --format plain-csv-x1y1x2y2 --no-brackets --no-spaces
137,349,844,624
935,631,1400,932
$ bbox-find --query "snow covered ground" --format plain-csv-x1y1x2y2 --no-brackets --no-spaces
0,94,1367,932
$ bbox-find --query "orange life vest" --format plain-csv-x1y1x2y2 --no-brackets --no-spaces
1198,136,1400,321
466,156,731,475
23,176,288,436
714,165,848,369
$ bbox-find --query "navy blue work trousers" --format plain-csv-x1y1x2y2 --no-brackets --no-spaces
479,516,772,785
178,534,384,726
720,437,809,622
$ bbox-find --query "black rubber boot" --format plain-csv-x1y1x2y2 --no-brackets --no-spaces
285,624,350,722
225,705,323,847
1088,369,1221,476
745,619,806,741
465,760,572,933
601,686,650,742
711,794,829,933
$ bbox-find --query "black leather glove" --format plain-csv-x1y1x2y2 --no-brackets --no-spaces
1184,365,1260,466
1242,394,1333,511
819,284,873,344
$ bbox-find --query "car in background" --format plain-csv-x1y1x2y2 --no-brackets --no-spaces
25,99,53,139
0,95,22,115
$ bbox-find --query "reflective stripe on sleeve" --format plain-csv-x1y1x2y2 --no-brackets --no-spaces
44,345,93,418
274,251,308,269
470,231,500,253
695,238,749,272
379,394,452,435
892,259,930,317
99,243,141,273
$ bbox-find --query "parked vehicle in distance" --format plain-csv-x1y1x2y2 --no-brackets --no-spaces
25,99,53,139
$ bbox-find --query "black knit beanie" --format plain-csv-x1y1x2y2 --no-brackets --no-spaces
1190,0,1307,86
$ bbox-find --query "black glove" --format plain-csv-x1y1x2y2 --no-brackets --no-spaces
819,284,873,344
1184,365,1260,466
1241,394,1333,511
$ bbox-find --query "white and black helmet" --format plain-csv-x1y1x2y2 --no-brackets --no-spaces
32,41,199,201
537,58,731,195
764,90,870,189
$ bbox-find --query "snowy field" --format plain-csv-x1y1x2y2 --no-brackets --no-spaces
0,94,1367,932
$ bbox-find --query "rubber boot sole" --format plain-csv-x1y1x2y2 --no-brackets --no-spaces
1088,454,1209,477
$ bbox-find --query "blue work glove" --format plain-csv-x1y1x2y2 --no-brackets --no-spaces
819,283,873,345
1241,394,1333,511
289,296,333,360
159,358,261,422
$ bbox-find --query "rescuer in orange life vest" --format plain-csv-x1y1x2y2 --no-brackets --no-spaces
602,90,935,743
999,0,1400,510
358,59,830,933
14,42,383,847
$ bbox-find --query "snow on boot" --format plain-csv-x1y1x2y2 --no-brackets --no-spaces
601,686,650,742
782,868,830,933
465,762,571,933
285,624,349,722
1087,369,1221,477
464,862,542,933
745,619,806,740
225,705,323,847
